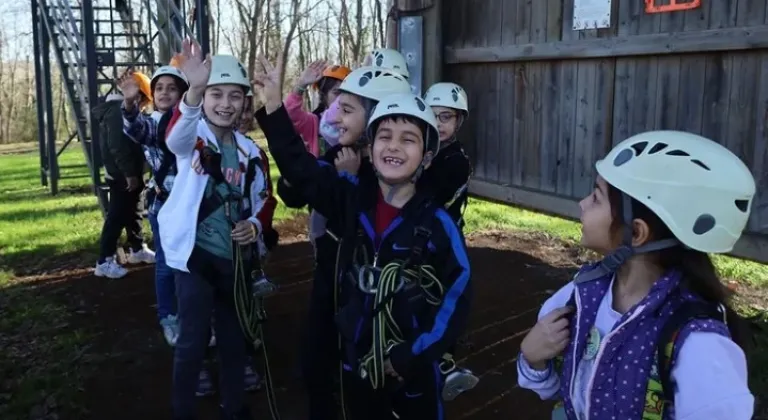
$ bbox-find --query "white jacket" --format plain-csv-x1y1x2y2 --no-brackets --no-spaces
157,94,269,272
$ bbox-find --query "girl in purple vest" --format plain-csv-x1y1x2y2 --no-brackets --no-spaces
518,131,755,420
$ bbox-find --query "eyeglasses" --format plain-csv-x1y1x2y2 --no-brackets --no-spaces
435,112,457,123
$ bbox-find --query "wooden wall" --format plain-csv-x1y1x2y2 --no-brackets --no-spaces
442,0,768,262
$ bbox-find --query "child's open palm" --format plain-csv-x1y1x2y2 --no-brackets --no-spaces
117,71,140,103
175,37,211,92
520,305,573,369
252,55,284,109
297,60,327,87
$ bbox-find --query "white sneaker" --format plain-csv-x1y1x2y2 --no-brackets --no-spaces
128,244,156,264
94,258,128,279
160,314,179,346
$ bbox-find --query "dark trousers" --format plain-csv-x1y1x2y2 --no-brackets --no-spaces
172,249,249,419
98,177,143,261
300,264,340,420
341,362,445,420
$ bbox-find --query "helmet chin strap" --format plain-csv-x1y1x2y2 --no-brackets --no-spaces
575,192,680,284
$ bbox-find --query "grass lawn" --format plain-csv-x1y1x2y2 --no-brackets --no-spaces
1,145,766,417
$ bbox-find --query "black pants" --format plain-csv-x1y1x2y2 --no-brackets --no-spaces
98,177,144,261
300,263,341,420
341,362,444,420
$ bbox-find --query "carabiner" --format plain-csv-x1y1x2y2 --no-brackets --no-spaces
357,265,379,294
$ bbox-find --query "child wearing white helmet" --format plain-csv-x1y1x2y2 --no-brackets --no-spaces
318,48,411,148
273,63,412,419
255,54,472,419
119,64,188,346
519,131,755,419
157,39,276,420
421,82,472,228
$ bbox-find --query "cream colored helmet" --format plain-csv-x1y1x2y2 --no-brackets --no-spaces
207,55,250,89
368,48,409,79
338,66,411,102
367,93,440,181
151,65,188,88
596,130,755,253
424,82,468,115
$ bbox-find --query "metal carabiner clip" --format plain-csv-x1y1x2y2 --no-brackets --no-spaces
357,265,379,294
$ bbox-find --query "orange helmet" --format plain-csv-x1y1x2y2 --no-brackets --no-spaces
322,65,351,82
131,71,153,102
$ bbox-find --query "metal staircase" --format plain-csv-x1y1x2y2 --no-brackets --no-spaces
31,0,209,213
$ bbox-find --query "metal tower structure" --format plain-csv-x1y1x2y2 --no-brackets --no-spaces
31,0,210,214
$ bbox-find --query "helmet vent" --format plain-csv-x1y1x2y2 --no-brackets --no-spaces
692,214,716,235
691,159,710,171
665,149,690,156
613,148,634,166
735,199,750,213
630,141,649,155
648,142,668,154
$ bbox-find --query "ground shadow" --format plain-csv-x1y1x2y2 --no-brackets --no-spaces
1,233,576,420
0,185,95,206
0,202,100,223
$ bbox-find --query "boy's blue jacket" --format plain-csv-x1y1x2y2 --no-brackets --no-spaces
256,105,472,379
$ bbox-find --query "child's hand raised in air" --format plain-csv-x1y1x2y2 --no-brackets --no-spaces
296,59,327,89
334,147,361,175
117,71,140,109
175,37,211,105
252,55,284,114
520,305,574,370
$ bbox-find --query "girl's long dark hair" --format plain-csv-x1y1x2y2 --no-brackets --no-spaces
608,185,752,351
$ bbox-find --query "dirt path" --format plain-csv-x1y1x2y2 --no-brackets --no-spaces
29,229,585,419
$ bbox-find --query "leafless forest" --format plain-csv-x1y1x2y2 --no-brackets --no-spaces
0,0,389,144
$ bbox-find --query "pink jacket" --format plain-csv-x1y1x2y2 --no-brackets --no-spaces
283,92,320,157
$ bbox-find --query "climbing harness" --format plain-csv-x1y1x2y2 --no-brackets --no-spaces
357,260,444,389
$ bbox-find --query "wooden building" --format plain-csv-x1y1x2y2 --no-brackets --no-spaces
392,0,768,262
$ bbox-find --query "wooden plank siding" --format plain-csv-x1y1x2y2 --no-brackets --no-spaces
442,0,768,263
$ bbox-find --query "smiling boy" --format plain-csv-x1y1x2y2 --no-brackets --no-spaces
253,56,472,420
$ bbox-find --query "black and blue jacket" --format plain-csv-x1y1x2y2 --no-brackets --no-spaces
256,105,472,380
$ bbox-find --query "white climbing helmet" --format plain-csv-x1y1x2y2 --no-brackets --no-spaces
151,65,189,88
207,55,250,89
367,92,440,157
368,48,410,79
424,82,468,115
338,66,411,103
596,130,756,253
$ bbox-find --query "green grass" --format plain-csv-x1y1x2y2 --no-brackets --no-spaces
0,145,766,417
463,198,768,287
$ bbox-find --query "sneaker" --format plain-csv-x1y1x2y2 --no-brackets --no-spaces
128,244,156,264
196,368,215,397
244,365,261,392
442,368,479,401
160,315,179,346
94,258,128,279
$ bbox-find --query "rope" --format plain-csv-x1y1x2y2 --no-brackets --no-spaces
233,243,281,420
357,261,444,389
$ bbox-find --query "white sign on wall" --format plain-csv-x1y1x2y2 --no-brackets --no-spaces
573,0,612,30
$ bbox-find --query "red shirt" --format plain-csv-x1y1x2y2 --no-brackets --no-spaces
374,189,400,245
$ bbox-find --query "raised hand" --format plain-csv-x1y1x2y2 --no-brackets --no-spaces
296,59,327,88
252,55,284,114
117,71,140,109
173,37,211,105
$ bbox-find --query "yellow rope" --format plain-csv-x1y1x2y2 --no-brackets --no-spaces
358,261,444,389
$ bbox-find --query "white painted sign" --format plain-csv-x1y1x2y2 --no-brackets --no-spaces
573,0,612,30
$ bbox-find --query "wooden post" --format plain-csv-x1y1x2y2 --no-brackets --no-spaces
390,0,442,92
